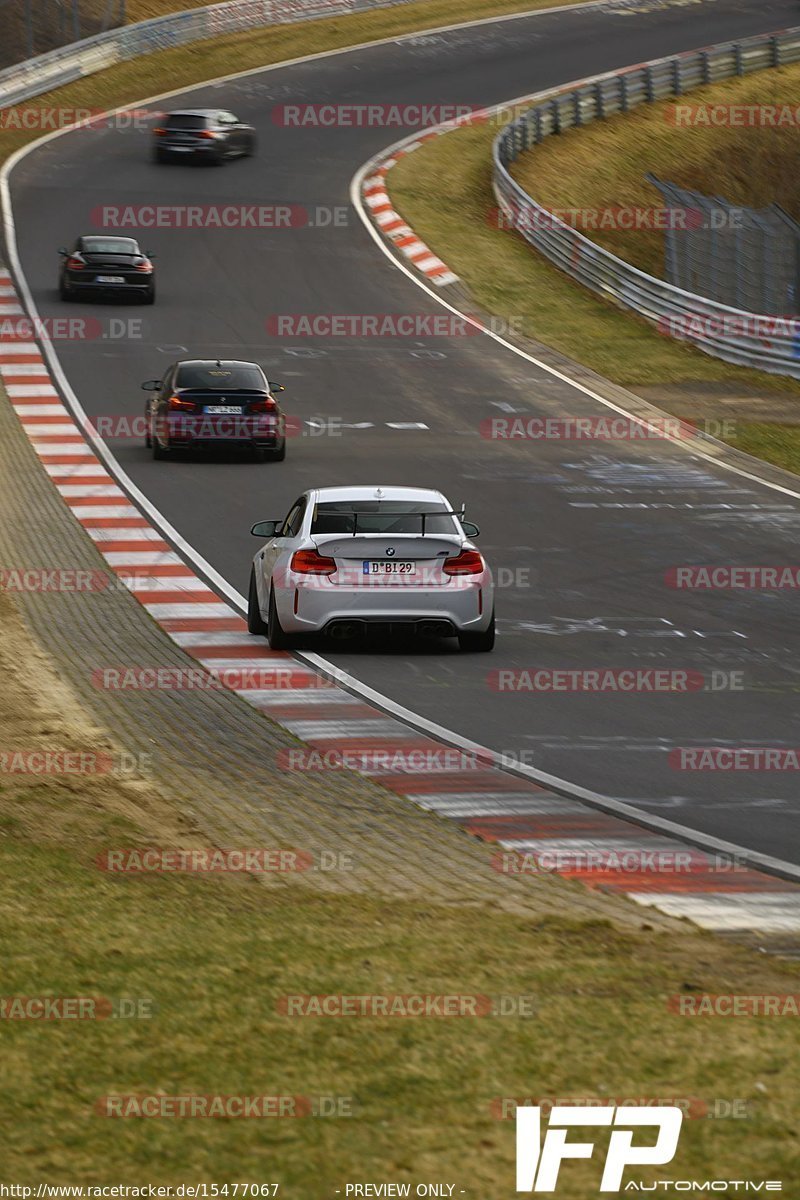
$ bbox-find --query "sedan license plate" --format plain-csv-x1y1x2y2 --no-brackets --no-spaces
204,405,243,414
96,275,125,283
363,560,415,575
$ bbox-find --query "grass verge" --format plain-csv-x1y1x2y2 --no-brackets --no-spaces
0,5,799,1187
389,91,800,474
510,64,800,280
0,0,586,167
1,579,800,1188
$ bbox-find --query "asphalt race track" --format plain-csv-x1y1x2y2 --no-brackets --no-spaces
8,0,800,864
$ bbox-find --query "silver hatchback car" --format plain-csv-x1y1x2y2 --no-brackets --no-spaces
247,485,495,651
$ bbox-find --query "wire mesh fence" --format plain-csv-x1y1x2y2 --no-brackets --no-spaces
493,27,800,377
646,174,800,317
0,0,126,70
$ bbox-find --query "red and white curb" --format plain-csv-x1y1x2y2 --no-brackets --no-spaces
3,265,800,935
361,132,459,287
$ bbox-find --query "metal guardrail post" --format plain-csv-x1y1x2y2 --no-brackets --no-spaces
491,27,800,378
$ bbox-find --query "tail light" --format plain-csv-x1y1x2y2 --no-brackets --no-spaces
168,395,196,413
290,549,337,576
443,549,484,576
199,130,219,140
65,255,85,271
134,258,153,274
249,396,277,413
153,127,166,136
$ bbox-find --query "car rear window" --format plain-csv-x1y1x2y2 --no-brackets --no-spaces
165,114,209,130
175,364,266,390
82,239,138,254
310,500,457,535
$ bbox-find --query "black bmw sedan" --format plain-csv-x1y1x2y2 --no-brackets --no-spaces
143,360,287,463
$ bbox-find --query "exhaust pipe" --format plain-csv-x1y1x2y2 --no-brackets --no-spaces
417,620,451,638
329,621,362,639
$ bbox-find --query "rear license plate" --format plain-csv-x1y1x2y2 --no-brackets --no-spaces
204,405,243,414
363,561,415,575
96,275,125,283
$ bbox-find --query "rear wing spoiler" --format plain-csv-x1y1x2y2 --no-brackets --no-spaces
315,509,466,536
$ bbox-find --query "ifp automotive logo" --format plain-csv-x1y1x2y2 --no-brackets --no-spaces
515,1105,683,1192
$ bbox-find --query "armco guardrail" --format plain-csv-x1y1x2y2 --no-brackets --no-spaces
0,0,408,111
493,28,800,379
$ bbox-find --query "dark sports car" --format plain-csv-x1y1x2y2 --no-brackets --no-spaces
152,109,256,164
143,359,287,463
58,236,155,303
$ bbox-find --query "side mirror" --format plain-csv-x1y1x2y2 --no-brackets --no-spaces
251,520,279,538
58,247,69,256
268,382,285,393
461,521,480,538
145,251,156,259
141,379,162,391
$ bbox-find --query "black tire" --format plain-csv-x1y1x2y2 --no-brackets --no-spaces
59,280,71,301
247,570,268,635
458,611,495,653
153,148,168,164
145,414,152,449
243,136,256,158
142,284,155,305
267,588,292,650
152,430,171,460
263,438,286,463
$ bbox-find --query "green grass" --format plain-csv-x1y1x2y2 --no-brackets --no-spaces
391,121,800,393
0,0,586,169
511,64,800,279
389,89,800,475
3,780,800,1189
2,8,800,1188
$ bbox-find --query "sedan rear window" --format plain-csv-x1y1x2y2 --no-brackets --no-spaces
165,114,209,130
82,239,138,254
175,364,266,390
311,500,457,535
